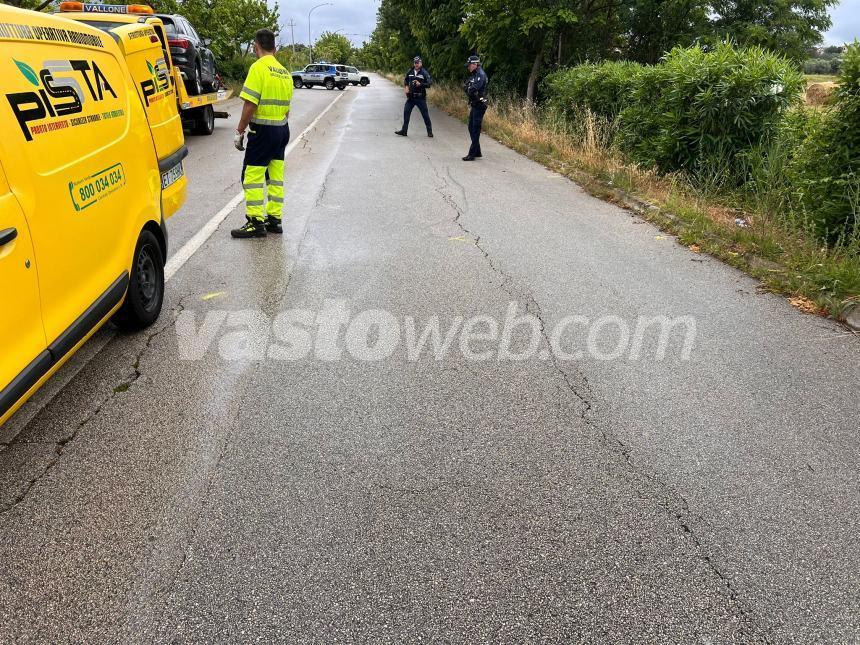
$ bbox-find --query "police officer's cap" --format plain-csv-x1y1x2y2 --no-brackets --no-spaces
466,55,480,66
413,56,422,63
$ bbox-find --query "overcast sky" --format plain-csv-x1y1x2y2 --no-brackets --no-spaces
275,0,379,48
824,0,860,45
274,0,859,49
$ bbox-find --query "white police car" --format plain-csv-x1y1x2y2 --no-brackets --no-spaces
292,63,348,90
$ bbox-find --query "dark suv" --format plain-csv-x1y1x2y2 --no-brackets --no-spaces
156,14,216,95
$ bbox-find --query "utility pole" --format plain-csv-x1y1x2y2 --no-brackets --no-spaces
286,19,297,53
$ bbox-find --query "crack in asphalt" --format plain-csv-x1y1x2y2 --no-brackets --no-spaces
429,158,769,642
315,166,334,208
0,301,187,516
154,397,245,603
149,149,335,618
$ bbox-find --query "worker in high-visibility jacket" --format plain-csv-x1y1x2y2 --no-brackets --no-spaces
231,29,293,238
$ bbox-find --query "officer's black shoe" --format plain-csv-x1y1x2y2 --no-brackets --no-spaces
395,130,407,136
231,219,267,238
462,155,476,161
265,217,283,234
427,131,434,138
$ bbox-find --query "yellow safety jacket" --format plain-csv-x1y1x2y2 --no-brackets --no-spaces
239,55,293,126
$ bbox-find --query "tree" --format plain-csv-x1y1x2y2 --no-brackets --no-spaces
624,0,711,63
209,0,279,58
710,0,837,62
314,31,354,64
461,0,580,101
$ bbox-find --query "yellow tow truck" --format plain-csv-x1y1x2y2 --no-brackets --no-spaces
1,3,192,423
56,2,232,136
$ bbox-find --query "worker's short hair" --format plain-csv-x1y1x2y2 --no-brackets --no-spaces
255,29,276,52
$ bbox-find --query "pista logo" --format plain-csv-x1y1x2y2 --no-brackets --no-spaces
140,58,172,107
6,58,120,141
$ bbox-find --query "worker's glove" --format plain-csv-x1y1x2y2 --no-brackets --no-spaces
234,130,245,151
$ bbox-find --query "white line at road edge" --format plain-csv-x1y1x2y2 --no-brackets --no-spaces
2,93,347,439
164,90,346,283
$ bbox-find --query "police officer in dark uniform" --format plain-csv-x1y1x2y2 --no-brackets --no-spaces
395,56,433,138
462,54,488,161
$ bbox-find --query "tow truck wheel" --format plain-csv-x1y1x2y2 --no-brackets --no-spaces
337,84,346,91
115,229,164,331
304,83,314,89
324,78,335,90
192,104,215,136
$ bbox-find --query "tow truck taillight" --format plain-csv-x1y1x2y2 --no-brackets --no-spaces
168,38,190,49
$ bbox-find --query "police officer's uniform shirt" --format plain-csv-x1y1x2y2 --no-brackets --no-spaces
240,55,293,126
465,67,488,105
405,67,432,97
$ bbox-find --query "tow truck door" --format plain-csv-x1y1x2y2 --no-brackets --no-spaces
111,22,185,164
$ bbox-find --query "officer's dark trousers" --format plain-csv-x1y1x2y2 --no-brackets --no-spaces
402,97,432,133
468,102,487,157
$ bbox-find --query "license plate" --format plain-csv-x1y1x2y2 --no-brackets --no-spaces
161,161,184,190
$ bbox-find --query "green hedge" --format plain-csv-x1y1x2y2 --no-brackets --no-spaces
618,43,805,178
544,61,646,121
790,42,860,243
219,55,255,82
545,44,804,181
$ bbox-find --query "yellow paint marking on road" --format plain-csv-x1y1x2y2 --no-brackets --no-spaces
448,235,468,242
201,291,228,301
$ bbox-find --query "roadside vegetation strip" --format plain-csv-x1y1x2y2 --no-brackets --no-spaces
380,69,859,330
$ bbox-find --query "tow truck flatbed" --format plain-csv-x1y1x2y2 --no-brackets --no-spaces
57,2,232,135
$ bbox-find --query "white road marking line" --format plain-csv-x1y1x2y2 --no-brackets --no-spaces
3,93,347,436
164,91,346,283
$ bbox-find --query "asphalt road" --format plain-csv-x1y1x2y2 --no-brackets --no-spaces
1,74,858,643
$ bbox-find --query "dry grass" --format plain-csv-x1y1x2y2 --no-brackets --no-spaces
378,74,859,321
805,82,837,106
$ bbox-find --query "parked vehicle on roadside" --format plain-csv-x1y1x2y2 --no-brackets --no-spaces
0,3,189,425
155,13,217,95
345,66,370,86
292,63,348,90
58,2,232,136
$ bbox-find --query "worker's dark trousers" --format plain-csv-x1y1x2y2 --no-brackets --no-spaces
468,102,487,157
402,97,432,133
241,123,290,221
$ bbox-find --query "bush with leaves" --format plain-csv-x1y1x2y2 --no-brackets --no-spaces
219,54,255,81
615,42,804,180
790,41,860,243
543,61,646,121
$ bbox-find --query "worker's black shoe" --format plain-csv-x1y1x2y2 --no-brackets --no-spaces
265,217,283,234
427,131,434,138
395,130,407,136
231,219,266,238
462,155,475,161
